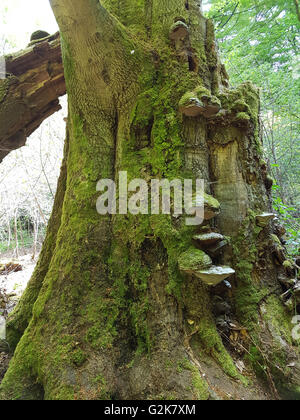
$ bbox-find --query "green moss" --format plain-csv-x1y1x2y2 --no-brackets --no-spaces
263,295,293,345
231,99,250,113
179,91,202,109
278,384,300,401
247,294,299,396
271,233,282,245
231,211,300,396
107,51,201,356
179,87,221,114
49,385,75,401
192,371,211,400
183,278,242,382
283,260,294,270
169,21,189,39
235,112,251,121
177,359,210,400
178,247,212,273
206,19,218,70
102,0,152,39
90,375,110,400
70,349,87,367
218,82,261,151
210,95,221,108
203,193,220,211
245,346,266,379
232,211,267,329
197,320,242,380
0,6,265,400
194,86,211,99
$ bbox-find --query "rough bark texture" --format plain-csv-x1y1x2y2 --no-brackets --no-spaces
0,0,299,400
0,32,65,163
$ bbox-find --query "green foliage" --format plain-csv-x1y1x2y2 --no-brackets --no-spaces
273,182,300,255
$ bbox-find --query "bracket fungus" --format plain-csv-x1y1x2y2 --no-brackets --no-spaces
203,193,221,220
179,87,221,118
178,247,212,276
185,193,220,222
179,94,205,117
193,233,224,247
169,21,189,41
256,213,275,228
195,266,235,286
178,247,235,286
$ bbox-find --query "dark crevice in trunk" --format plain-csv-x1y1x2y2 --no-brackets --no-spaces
188,54,198,72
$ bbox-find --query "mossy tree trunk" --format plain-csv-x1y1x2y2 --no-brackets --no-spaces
1,0,299,400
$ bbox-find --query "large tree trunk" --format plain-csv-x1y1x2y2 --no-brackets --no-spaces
0,0,299,400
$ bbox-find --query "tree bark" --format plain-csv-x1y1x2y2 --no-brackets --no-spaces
0,0,299,400
294,0,300,22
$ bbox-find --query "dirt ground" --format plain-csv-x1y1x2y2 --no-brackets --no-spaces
0,253,37,305
0,248,39,383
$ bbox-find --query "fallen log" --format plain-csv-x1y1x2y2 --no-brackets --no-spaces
0,32,65,163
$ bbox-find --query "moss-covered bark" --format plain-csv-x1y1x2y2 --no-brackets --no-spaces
6,133,69,350
0,0,299,400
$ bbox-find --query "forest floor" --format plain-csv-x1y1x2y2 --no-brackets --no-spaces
0,248,39,382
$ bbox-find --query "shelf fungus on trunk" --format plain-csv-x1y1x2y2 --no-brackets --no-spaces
193,233,229,257
179,87,221,118
194,266,236,287
178,247,212,276
178,247,235,286
169,21,189,41
256,212,275,227
202,193,221,220
185,193,220,222
193,232,224,248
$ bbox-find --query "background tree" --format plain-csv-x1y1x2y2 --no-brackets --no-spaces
0,0,300,400
0,108,66,256
205,0,300,253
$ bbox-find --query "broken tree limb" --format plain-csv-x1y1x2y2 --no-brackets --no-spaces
0,32,66,163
